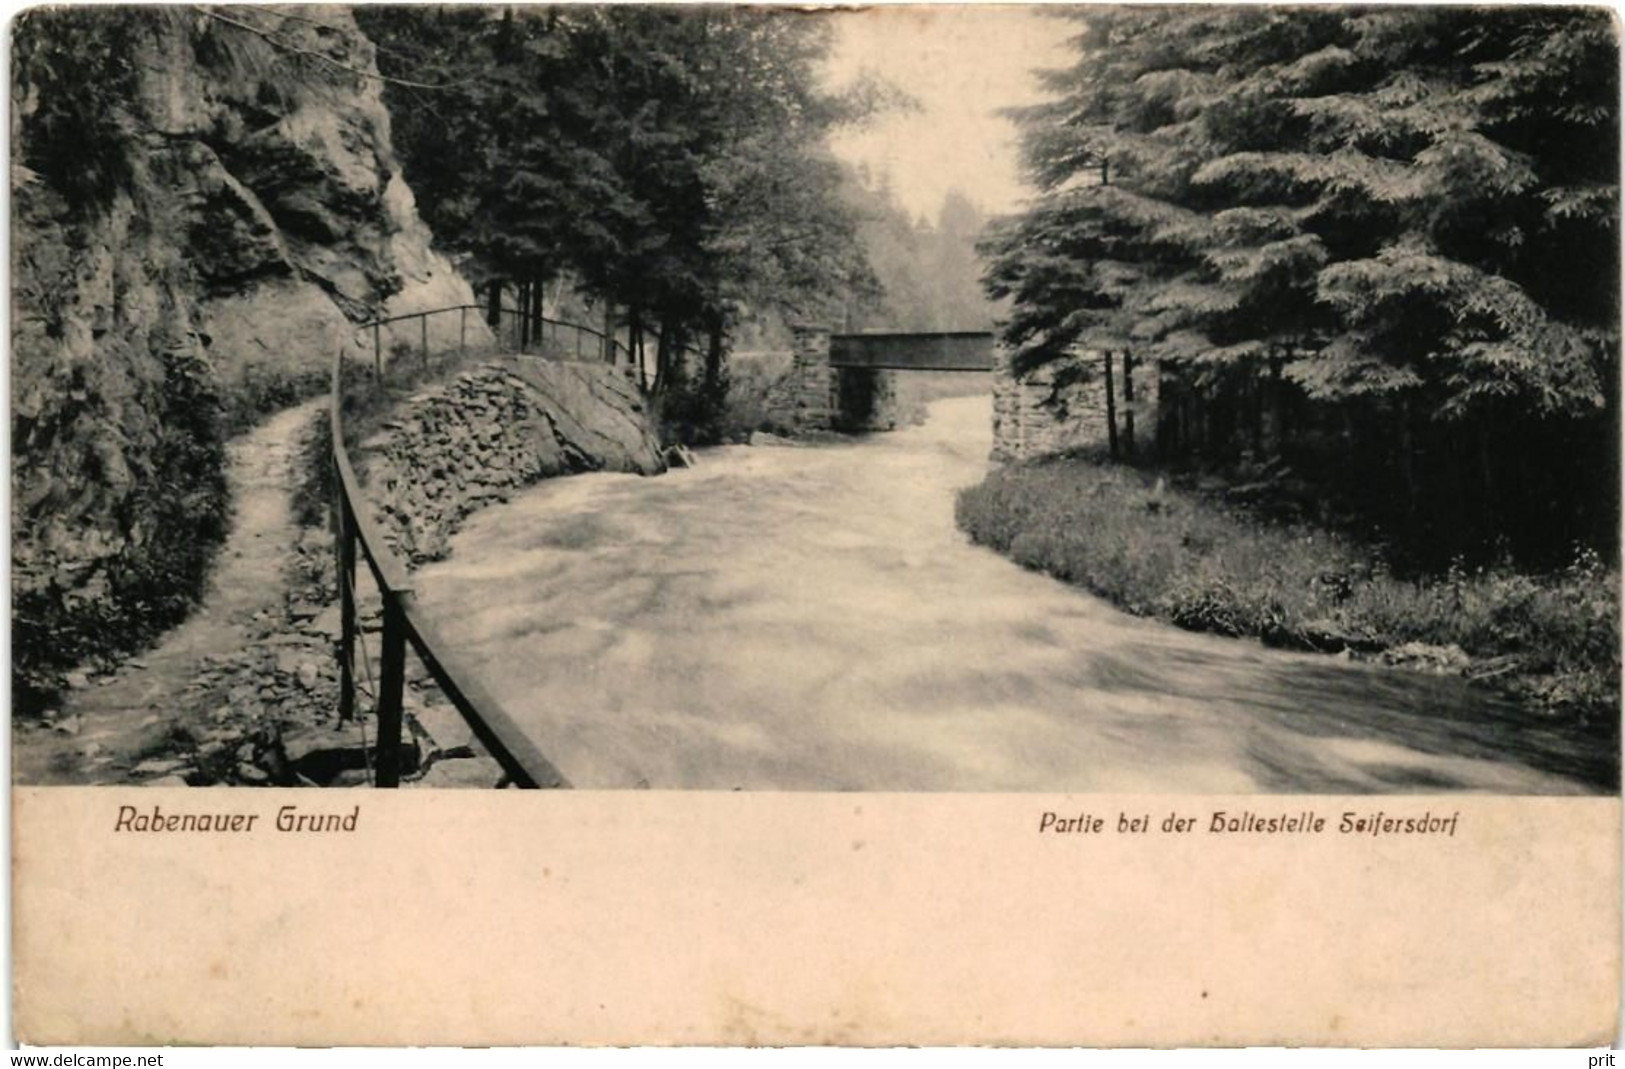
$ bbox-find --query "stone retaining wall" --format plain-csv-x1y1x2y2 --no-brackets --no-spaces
991,349,1159,462
355,357,665,564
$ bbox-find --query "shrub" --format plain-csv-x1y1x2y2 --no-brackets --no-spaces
661,350,794,445
217,362,331,438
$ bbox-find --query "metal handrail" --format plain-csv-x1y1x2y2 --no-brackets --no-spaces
330,302,604,788
360,300,704,375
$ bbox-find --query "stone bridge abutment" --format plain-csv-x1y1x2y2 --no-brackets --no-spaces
784,324,1151,461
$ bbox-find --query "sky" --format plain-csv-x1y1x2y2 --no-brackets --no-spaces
821,5,1074,223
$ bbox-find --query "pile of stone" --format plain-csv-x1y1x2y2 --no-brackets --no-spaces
356,359,665,565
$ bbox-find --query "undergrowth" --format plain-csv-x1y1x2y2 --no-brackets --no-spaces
660,350,796,445
218,363,332,439
13,347,231,712
956,452,1620,730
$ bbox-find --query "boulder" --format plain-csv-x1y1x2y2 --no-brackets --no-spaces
1380,642,1472,675
417,756,506,789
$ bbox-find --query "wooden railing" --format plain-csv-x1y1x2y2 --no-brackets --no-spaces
330,302,603,788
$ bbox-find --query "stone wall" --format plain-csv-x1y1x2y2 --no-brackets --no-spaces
355,357,666,565
991,348,1159,462
784,324,905,433
786,324,837,431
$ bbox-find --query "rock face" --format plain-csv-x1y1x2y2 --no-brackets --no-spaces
11,8,489,705
357,358,666,565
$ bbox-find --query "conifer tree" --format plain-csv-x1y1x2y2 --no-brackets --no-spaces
984,6,1618,560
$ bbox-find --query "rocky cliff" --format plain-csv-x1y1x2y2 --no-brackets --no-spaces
11,7,488,707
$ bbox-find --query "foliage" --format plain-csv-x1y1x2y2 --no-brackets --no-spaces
659,350,796,445
358,6,889,431
841,173,1002,332
217,364,332,439
981,7,1619,563
11,8,152,215
956,453,1620,772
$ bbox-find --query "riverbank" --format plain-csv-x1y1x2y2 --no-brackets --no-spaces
408,395,1601,792
955,452,1619,749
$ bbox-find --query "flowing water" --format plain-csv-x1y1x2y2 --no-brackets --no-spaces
414,396,1602,793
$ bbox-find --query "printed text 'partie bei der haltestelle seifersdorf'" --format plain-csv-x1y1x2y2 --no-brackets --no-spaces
1039,809,1461,839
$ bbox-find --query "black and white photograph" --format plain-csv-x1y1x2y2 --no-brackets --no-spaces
8,1,1623,1052
10,3,1619,796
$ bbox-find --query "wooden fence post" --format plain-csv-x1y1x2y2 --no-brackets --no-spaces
375,597,407,788
421,314,429,370
373,322,383,378
460,306,467,357
336,493,357,724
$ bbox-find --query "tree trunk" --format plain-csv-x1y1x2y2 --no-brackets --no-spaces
602,300,618,364
1476,418,1499,540
703,312,725,397
1154,369,1175,457
530,276,545,351
1103,350,1119,459
1250,365,1264,455
627,304,643,379
1121,351,1136,457
1268,352,1284,452
1395,398,1420,529
517,281,531,351
485,280,501,333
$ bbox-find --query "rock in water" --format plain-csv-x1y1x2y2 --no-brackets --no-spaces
1380,642,1472,675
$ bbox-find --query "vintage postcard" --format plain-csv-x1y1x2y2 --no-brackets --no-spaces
10,2,1620,1047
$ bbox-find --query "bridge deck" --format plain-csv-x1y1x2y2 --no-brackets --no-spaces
829,331,994,372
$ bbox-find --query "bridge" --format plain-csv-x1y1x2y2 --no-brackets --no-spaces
788,327,996,433
828,331,995,372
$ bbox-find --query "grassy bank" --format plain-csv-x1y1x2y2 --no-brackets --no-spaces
956,451,1619,731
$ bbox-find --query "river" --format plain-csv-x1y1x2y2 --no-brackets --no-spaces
413,396,1599,793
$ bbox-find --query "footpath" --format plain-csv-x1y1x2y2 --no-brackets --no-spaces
8,398,479,787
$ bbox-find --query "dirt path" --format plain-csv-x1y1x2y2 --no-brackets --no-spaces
13,399,330,785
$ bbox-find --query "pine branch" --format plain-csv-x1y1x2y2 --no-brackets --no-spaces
191,6,471,92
